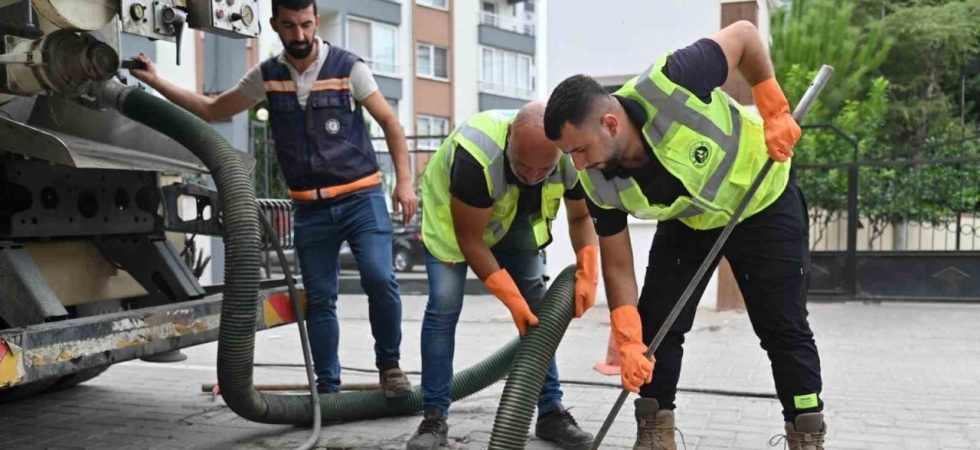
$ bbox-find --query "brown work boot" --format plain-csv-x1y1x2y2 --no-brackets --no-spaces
771,413,827,450
633,398,677,450
380,367,413,399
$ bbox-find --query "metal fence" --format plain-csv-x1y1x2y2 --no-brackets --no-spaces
247,121,445,203
796,125,980,301
248,121,980,301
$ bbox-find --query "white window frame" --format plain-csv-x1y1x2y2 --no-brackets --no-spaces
416,114,451,150
346,17,400,78
416,43,450,82
479,46,535,100
416,0,449,11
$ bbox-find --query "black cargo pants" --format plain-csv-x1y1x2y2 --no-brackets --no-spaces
637,180,823,422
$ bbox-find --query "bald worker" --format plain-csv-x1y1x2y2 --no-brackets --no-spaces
407,103,598,450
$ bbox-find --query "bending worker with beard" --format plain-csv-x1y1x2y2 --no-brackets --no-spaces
543,21,826,450
407,102,598,450
129,0,416,398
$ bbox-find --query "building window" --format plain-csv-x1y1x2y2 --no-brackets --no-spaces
417,43,449,81
417,0,448,10
480,47,534,99
347,18,399,77
417,114,451,150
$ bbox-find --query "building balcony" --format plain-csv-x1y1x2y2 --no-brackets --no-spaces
479,11,536,37
478,82,533,111
478,10,536,55
364,59,401,79
478,81,534,100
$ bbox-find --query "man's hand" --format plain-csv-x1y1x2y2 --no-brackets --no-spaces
752,77,801,162
610,305,654,393
128,53,158,86
574,245,599,318
392,181,418,224
485,269,539,336
620,341,654,393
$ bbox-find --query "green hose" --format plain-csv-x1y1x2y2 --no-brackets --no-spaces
489,265,577,449
94,82,581,428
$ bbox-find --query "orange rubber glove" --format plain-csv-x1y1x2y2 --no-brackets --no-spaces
485,269,539,336
752,77,801,163
574,245,599,318
610,305,654,393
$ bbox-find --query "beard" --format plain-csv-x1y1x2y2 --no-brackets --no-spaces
284,38,314,59
598,139,627,179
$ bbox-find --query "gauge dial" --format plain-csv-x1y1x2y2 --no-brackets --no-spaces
240,5,254,26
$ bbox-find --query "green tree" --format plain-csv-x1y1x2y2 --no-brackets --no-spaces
877,0,980,150
785,65,891,247
770,0,893,114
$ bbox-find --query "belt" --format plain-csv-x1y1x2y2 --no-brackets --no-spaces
289,172,382,201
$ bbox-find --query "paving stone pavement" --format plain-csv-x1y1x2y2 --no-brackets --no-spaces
2,293,979,450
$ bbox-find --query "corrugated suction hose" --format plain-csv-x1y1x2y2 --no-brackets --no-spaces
93,82,580,434
489,265,576,449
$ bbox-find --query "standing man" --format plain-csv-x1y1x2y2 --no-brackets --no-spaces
544,21,826,450
129,0,416,398
407,103,597,450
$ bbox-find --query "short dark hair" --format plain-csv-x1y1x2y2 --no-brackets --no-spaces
271,0,317,19
543,74,608,140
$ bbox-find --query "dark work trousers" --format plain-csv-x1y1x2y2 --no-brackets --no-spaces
637,180,823,422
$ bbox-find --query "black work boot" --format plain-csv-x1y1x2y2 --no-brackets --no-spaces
379,366,413,399
634,398,677,450
534,405,594,450
407,409,449,450
776,412,827,450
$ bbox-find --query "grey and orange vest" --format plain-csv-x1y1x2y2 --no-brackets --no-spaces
260,45,380,199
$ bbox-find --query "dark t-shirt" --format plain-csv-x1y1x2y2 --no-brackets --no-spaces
587,38,730,236
449,145,585,215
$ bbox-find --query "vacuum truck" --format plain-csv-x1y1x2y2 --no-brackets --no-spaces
0,0,299,403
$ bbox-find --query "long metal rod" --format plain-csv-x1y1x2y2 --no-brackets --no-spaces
590,65,835,449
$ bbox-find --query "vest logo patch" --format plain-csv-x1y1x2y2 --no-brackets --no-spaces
690,141,710,168
325,119,341,135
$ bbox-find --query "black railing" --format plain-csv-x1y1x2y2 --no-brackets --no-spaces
795,125,980,300
247,122,448,201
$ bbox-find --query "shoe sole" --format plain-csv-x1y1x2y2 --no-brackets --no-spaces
406,435,448,450
383,387,413,399
536,433,593,450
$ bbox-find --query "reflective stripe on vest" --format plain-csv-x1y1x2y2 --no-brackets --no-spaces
456,125,508,200
264,80,296,92
584,168,710,219
633,63,741,203
311,77,351,92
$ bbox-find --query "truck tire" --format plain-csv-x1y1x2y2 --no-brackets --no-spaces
393,247,412,273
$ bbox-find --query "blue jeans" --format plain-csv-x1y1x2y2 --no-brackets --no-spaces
292,189,402,393
420,223,563,419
